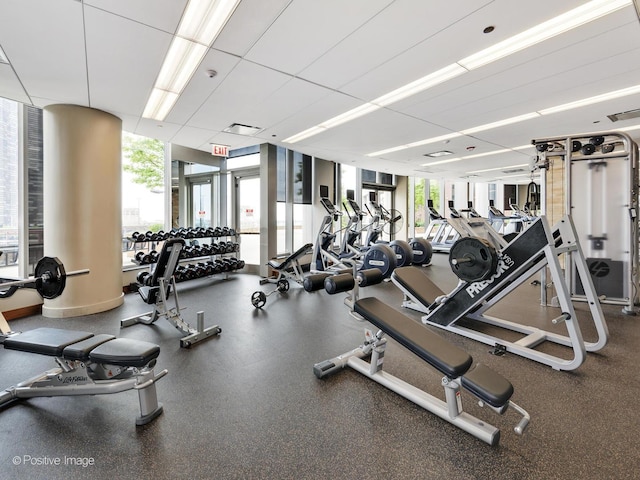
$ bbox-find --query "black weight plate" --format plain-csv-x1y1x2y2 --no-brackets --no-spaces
448,237,498,283
251,291,267,308
409,238,433,265
389,240,413,267
276,279,289,292
362,243,397,278
35,256,66,299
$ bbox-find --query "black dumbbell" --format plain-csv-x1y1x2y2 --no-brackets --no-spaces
136,271,150,285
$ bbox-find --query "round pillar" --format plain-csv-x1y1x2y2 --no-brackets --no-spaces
42,104,124,317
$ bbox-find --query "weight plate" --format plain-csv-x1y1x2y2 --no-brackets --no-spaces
389,240,413,267
251,291,267,308
362,243,397,278
276,279,290,292
409,238,433,265
448,237,498,283
34,256,67,299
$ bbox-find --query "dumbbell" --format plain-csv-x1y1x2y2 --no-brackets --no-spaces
234,259,245,270
221,227,230,236
213,227,223,237
136,271,151,285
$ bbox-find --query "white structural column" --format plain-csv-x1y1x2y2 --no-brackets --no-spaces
42,104,124,317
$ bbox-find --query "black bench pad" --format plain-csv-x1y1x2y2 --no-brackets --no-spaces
267,243,313,270
354,297,472,378
461,364,514,408
89,338,160,368
62,334,116,361
3,328,94,356
392,267,445,307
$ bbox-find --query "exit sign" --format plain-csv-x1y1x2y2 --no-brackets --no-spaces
211,144,229,157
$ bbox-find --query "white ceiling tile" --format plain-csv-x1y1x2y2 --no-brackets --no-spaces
0,64,31,105
84,7,173,116
84,0,187,33
213,0,292,56
134,118,182,142
170,126,220,149
165,49,242,125
0,0,88,105
244,0,393,75
298,0,493,91
186,60,293,130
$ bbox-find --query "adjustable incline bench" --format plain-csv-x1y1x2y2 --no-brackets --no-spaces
122,238,221,348
314,297,529,445
1,327,166,425
251,243,314,308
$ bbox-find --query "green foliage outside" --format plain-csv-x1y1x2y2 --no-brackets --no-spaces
122,134,164,191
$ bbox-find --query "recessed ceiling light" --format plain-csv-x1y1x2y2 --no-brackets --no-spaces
483,26,495,34
424,150,454,157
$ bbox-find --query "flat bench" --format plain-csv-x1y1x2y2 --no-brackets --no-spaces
354,297,513,408
1,327,166,425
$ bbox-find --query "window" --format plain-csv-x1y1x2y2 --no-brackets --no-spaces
0,98,19,277
121,132,166,266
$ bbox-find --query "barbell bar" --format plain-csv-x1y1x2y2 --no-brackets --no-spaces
0,256,89,300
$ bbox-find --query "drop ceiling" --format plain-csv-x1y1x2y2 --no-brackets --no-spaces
1,0,639,182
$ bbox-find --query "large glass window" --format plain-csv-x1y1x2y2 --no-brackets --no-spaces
275,147,313,255
0,98,19,277
121,132,166,265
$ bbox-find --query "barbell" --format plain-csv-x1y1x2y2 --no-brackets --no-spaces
448,237,499,283
0,256,89,300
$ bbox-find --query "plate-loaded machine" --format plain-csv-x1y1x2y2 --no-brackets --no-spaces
393,215,608,371
313,296,530,446
121,238,221,348
0,258,166,426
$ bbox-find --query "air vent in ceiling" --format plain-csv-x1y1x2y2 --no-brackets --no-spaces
607,108,640,122
413,168,433,174
502,168,526,174
423,150,453,157
223,123,263,136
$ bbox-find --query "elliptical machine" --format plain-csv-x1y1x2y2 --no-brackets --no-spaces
311,186,397,278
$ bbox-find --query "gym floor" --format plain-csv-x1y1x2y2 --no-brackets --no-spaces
1,254,639,480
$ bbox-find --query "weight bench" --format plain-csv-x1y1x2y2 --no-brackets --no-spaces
122,237,221,348
0,327,167,426
314,297,530,446
252,243,315,308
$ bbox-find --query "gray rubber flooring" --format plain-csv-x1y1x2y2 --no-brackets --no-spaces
1,254,639,479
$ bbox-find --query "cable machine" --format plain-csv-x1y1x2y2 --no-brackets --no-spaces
532,131,639,314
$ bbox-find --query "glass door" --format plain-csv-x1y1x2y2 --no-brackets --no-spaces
190,181,212,228
236,173,260,266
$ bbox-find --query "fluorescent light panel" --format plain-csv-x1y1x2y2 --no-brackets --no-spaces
538,84,640,115
458,0,631,70
467,163,529,174
143,0,240,121
284,0,630,144
370,83,640,157
0,45,8,64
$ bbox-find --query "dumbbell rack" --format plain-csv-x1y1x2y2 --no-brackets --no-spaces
129,227,244,285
